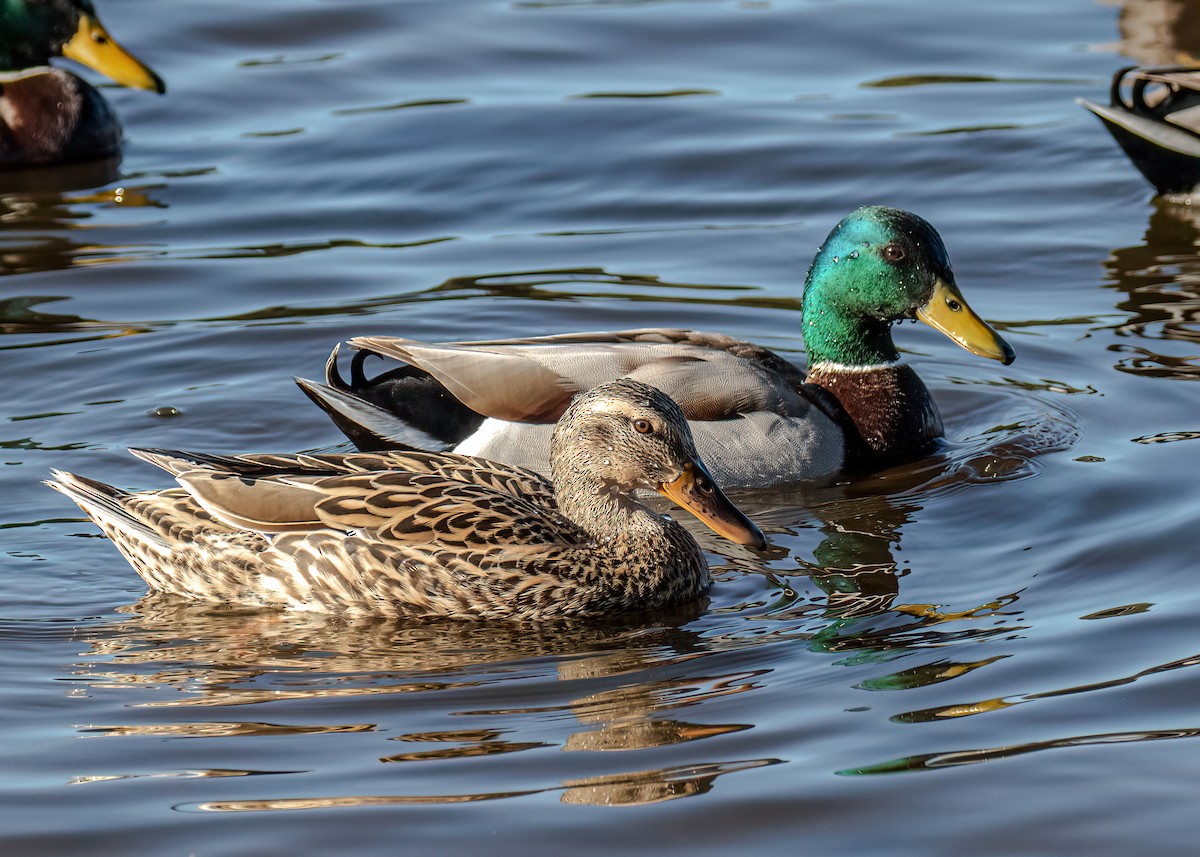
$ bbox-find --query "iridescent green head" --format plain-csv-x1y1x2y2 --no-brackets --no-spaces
1,0,164,92
801,206,1014,368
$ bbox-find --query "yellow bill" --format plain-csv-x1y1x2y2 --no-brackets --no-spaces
63,13,166,94
657,462,767,550
916,277,1015,365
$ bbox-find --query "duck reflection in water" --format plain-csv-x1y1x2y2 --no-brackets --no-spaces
724,461,1026,668
1109,0,1200,66
70,598,775,807
0,181,165,282
1103,198,1200,380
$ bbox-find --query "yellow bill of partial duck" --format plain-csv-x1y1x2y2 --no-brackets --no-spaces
657,462,767,550
62,13,166,93
916,277,1015,365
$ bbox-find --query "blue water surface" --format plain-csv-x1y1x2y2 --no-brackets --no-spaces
2,1,1198,854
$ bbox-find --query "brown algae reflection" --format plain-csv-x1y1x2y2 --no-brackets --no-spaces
179,759,781,812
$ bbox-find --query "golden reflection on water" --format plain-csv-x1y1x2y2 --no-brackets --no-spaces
78,721,376,738
1,182,166,278
71,597,750,729
889,651,1200,725
855,656,1010,692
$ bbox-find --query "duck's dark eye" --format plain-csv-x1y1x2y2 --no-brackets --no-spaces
882,243,906,262
633,418,653,434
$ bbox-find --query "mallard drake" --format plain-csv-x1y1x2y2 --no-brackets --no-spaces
1080,66,1200,195
298,206,1016,488
47,380,767,620
1,0,164,168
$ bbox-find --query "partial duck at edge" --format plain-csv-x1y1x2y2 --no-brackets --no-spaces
1080,65,1200,196
1,0,164,169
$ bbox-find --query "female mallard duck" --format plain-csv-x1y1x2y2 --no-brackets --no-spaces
1080,66,1200,195
1,0,164,168
47,380,766,620
299,206,1016,488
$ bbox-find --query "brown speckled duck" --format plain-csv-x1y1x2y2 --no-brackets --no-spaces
1,0,164,168
47,380,766,620
299,207,1016,489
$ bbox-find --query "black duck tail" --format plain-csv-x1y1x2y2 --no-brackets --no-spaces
298,342,484,451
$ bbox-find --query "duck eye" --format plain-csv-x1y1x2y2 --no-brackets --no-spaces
633,418,653,434
882,243,906,262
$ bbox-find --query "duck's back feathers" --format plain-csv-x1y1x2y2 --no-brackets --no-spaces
321,329,846,486
48,455,599,618
350,328,812,424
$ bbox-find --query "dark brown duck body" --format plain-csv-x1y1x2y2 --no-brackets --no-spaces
0,67,122,167
803,362,943,470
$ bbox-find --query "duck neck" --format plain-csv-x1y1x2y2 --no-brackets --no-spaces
801,285,901,370
801,286,942,467
0,0,67,70
555,472,676,552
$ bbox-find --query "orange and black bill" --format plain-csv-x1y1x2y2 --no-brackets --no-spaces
657,462,767,550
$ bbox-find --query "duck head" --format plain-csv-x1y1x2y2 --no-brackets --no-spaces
801,206,1014,368
1,0,165,92
551,379,767,550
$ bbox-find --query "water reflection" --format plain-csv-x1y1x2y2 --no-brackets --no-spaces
0,296,153,340
807,495,909,619
180,266,791,326
1104,198,1200,379
180,758,780,811
1,181,165,277
0,159,122,195
70,767,300,786
66,598,777,807
75,597,701,701
891,650,1200,725
840,726,1200,776
1111,0,1200,65
716,483,1027,667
